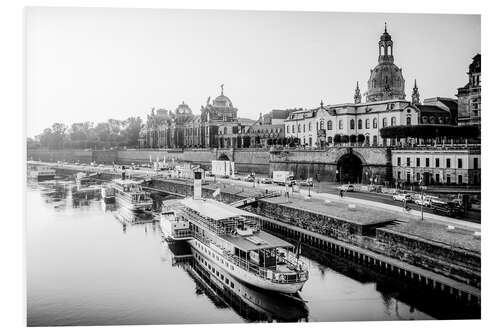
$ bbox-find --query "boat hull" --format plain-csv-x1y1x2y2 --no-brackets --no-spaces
189,239,305,294
115,195,152,212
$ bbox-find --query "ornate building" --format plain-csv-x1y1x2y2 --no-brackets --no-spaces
283,25,456,149
366,24,406,102
140,85,269,149
457,54,481,127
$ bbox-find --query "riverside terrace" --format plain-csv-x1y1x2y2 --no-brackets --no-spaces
246,195,480,288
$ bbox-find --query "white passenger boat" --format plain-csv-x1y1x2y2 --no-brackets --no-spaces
109,178,153,212
161,173,308,294
28,165,56,181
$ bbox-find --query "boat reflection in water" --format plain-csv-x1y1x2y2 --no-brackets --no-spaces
167,240,310,323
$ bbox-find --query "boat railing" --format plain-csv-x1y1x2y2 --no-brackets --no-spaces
194,235,308,284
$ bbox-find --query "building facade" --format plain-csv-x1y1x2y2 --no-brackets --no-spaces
457,54,481,127
283,26,456,149
391,148,481,186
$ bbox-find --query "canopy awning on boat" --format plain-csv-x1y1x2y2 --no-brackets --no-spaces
180,197,259,221
220,230,293,251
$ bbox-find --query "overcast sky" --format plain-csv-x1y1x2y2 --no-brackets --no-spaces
26,7,480,137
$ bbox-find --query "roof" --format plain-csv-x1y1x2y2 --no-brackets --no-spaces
220,230,293,251
415,104,451,115
180,197,258,221
112,178,143,185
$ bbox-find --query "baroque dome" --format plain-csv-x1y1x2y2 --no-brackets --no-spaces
366,25,406,102
213,94,233,108
175,101,192,114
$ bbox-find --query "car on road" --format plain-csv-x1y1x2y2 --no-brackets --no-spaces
230,175,241,181
414,196,431,207
392,192,412,202
431,201,464,218
299,178,313,187
340,184,355,192
260,177,273,184
244,175,255,182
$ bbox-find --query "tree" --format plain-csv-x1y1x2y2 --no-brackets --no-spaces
341,135,349,144
333,134,341,145
349,134,357,143
357,134,366,144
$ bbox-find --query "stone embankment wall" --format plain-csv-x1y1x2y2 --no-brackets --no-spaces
28,148,270,175
244,199,480,287
269,147,391,182
28,149,93,164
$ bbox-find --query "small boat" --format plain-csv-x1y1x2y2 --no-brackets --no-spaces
109,178,153,212
101,185,115,204
28,165,56,181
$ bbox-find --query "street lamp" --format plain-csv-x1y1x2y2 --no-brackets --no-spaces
419,179,427,221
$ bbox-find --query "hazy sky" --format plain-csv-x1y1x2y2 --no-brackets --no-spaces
26,7,480,137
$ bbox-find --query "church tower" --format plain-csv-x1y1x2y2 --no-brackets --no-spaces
354,81,361,104
411,79,420,104
366,24,406,102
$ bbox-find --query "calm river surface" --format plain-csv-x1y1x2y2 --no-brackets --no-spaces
26,179,441,326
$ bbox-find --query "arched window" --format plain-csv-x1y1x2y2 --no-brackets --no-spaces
350,119,355,130
224,127,227,135
373,118,378,129
382,118,388,128
327,136,332,144
373,135,378,146
297,124,301,133
391,117,396,126
358,119,362,129
407,116,412,125
308,122,312,131
303,124,305,132
339,120,343,130
327,120,332,130
422,116,428,124
292,125,295,133
365,135,370,146
316,122,319,131
429,116,435,124
366,119,370,129
286,125,289,133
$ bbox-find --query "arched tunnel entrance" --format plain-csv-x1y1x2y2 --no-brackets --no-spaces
336,153,363,184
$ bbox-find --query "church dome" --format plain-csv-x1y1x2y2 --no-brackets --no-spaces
366,25,406,102
175,101,192,114
213,94,233,108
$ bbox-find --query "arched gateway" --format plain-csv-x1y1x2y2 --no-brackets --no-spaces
336,153,363,184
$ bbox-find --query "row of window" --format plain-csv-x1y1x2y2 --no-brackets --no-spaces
286,116,411,134
396,156,479,169
397,171,469,185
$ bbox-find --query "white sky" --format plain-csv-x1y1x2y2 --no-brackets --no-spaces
25,7,480,137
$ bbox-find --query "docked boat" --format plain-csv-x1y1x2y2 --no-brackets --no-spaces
28,165,56,181
159,200,193,241
109,178,153,212
161,172,309,294
100,184,115,204
75,172,99,187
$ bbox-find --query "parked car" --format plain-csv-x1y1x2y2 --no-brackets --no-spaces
244,175,255,182
393,192,412,202
414,196,431,207
340,184,355,192
230,175,241,181
260,177,273,184
299,178,313,187
427,195,447,205
431,201,464,218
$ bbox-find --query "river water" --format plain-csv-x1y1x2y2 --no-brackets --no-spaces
27,178,463,326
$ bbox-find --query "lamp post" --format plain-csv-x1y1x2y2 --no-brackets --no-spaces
419,179,427,221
